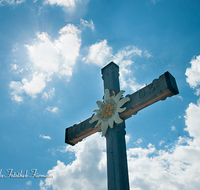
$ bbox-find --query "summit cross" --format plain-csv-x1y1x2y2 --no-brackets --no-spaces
65,61,179,190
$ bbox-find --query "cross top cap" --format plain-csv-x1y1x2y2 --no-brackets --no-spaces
101,61,119,75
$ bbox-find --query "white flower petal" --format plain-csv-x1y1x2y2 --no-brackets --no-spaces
93,109,100,114
94,119,102,128
96,101,103,108
89,114,99,124
108,118,114,128
117,107,126,113
101,120,109,136
117,97,130,108
113,112,123,124
114,90,123,102
104,89,110,101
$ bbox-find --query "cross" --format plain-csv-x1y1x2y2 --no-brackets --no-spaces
65,62,179,190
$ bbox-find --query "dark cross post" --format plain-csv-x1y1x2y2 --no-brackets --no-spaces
102,63,130,190
65,62,179,190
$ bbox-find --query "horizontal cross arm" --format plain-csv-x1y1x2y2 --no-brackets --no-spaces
120,71,179,120
65,71,179,146
65,116,101,145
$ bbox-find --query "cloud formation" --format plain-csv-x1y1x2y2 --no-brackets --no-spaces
44,0,78,8
9,21,149,103
45,106,58,113
39,134,51,139
10,24,81,102
42,88,55,100
26,180,32,186
9,81,24,102
84,39,112,66
83,41,145,92
0,0,25,6
80,18,95,31
185,55,200,95
40,98,200,190
40,133,107,190
26,25,81,77
44,0,90,14
171,126,176,131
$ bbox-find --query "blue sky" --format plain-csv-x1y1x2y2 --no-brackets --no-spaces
1,0,200,189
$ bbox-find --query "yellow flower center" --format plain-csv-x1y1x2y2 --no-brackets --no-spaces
101,103,114,118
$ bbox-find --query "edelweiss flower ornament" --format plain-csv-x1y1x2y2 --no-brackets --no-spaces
89,89,130,136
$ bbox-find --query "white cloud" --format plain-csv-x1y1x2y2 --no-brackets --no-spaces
9,81,24,102
55,24,81,76
40,180,47,190
135,138,143,145
83,40,112,66
45,106,58,113
16,0,24,4
83,42,144,92
42,88,55,100
26,181,32,186
10,24,81,102
125,134,131,143
177,95,183,100
9,81,24,94
144,50,153,58
11,43,19,53
40,97,200,190
196,88,200,96
39,134,51,140
184,99,200,145
44,0,91,19
44,0,77,8
117,61,144,92
113,46,144,92
41,133,107,190
22,72,47,98
9,72,47,100
0,0,25,5
113,46,142,63
26,33,60,74
127,99,200,190
11,94,23,102
128,143,155,158
11,64,18,70
185,55,200,89
27,25,81,77
159,140,165,146
126,77,145,92
44,0,90,14
80,18,94,31
171,126,176,131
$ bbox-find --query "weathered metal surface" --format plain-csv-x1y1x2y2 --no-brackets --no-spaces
65,70,179,146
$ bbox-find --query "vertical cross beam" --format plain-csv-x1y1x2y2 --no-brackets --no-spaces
101,62,130,190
